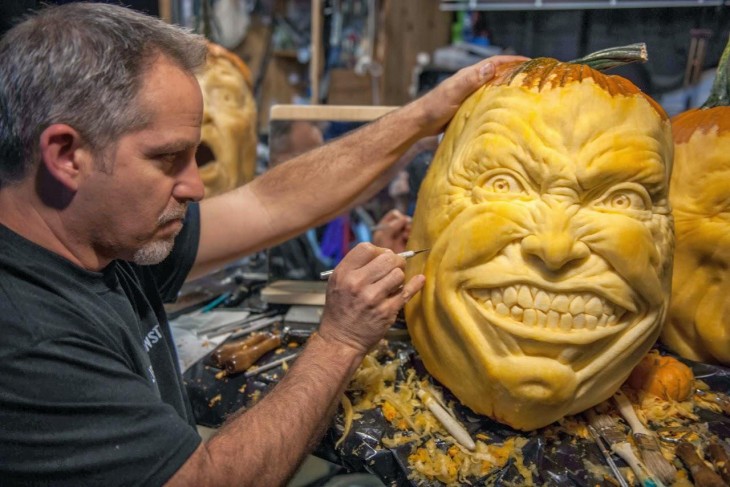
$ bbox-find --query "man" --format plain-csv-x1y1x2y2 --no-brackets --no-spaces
0,3,525,486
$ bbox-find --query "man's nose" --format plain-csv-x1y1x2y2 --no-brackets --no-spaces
521,205,589,272
174,155,205,202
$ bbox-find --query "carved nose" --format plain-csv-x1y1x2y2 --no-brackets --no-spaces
521,233,590,272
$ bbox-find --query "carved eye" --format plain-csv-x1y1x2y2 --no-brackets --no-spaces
596,185,651,212
212,87,240,108
483,173,525,194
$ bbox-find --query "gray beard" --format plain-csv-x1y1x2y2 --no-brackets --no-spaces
132,237,176,265
131,204,187,265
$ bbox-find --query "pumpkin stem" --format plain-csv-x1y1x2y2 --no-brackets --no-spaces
569,43,648,72
702,34,730,109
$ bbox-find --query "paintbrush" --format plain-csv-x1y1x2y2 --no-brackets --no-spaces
588,409,665,487
586,422,631,487
614,390,677,484
319,248,430,279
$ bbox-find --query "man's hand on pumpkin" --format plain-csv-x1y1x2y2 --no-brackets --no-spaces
416,54,529,135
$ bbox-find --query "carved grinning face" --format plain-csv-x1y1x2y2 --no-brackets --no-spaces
406,79,673,430
196,44,257,197
664,114,730,365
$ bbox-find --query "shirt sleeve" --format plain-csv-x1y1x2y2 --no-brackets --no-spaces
152,202,201,303
0,334,202,487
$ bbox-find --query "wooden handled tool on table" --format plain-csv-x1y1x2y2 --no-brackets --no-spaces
708,442,730,485
225,334,282,374
676,441,729,487
211,332,269,367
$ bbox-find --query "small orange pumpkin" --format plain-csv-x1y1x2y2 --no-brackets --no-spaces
627,350,694,401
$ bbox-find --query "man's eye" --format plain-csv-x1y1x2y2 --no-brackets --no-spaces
159,153,178,163
483,174,525,194
595,186,651,211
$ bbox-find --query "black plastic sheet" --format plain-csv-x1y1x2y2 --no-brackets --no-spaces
184,333,730,486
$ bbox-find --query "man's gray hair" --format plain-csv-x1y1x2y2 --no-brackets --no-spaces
0,2,208,186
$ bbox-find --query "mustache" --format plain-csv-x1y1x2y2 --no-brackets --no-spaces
159,203,188,225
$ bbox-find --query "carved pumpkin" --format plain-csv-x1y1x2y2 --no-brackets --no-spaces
405,45,674,431
627,351,694,401
196,42,257,197
662,38,730,366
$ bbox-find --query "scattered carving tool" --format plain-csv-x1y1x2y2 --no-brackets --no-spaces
224,333,282,375
676,441,729,487
211,332,269,367
226,315,282,340
708,442,730,485
695,388,730,415
416,386,475,451
244,351,301,378
195,309,281,338
319,248,430,279
587,423,631,487
614,390,677,484
587,409,665,487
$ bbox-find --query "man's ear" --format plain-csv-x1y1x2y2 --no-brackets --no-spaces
39,124,91,192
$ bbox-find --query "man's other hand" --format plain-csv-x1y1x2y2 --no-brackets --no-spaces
372,209,411,254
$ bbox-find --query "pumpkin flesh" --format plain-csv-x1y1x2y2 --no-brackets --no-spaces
663,108,730,365
406,60,673,431
196,42,257,197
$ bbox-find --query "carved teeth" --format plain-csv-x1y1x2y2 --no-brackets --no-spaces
470,284,628,332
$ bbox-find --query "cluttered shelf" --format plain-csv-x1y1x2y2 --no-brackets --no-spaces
171,269,730,487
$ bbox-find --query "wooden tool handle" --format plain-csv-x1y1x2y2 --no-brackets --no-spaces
225,335,282,374
212,333,269,366
708,442,730,485
614,389,651,436
676,442,728,487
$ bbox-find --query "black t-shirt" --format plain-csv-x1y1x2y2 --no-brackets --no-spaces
0,204,202,486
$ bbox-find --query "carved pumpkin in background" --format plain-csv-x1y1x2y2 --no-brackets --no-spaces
405,45,674,431
662,38,730,366
196,42,257,197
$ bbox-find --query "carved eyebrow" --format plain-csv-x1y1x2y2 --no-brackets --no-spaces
577,137,668,197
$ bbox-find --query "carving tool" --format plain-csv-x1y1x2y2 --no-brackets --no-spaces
224,334,282,374
211,332,269,367
588,410,665,487
614,390,677,484
416,386,475,451
244,351,301,378
319,248,430,279
587,423,631,487
201,313,281,340
708,441,730,484
676,441,728,487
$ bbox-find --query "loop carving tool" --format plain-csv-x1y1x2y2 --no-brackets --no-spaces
319,248,429,279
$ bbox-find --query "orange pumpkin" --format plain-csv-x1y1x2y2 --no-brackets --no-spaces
627,351,694,401
662,37,730,366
